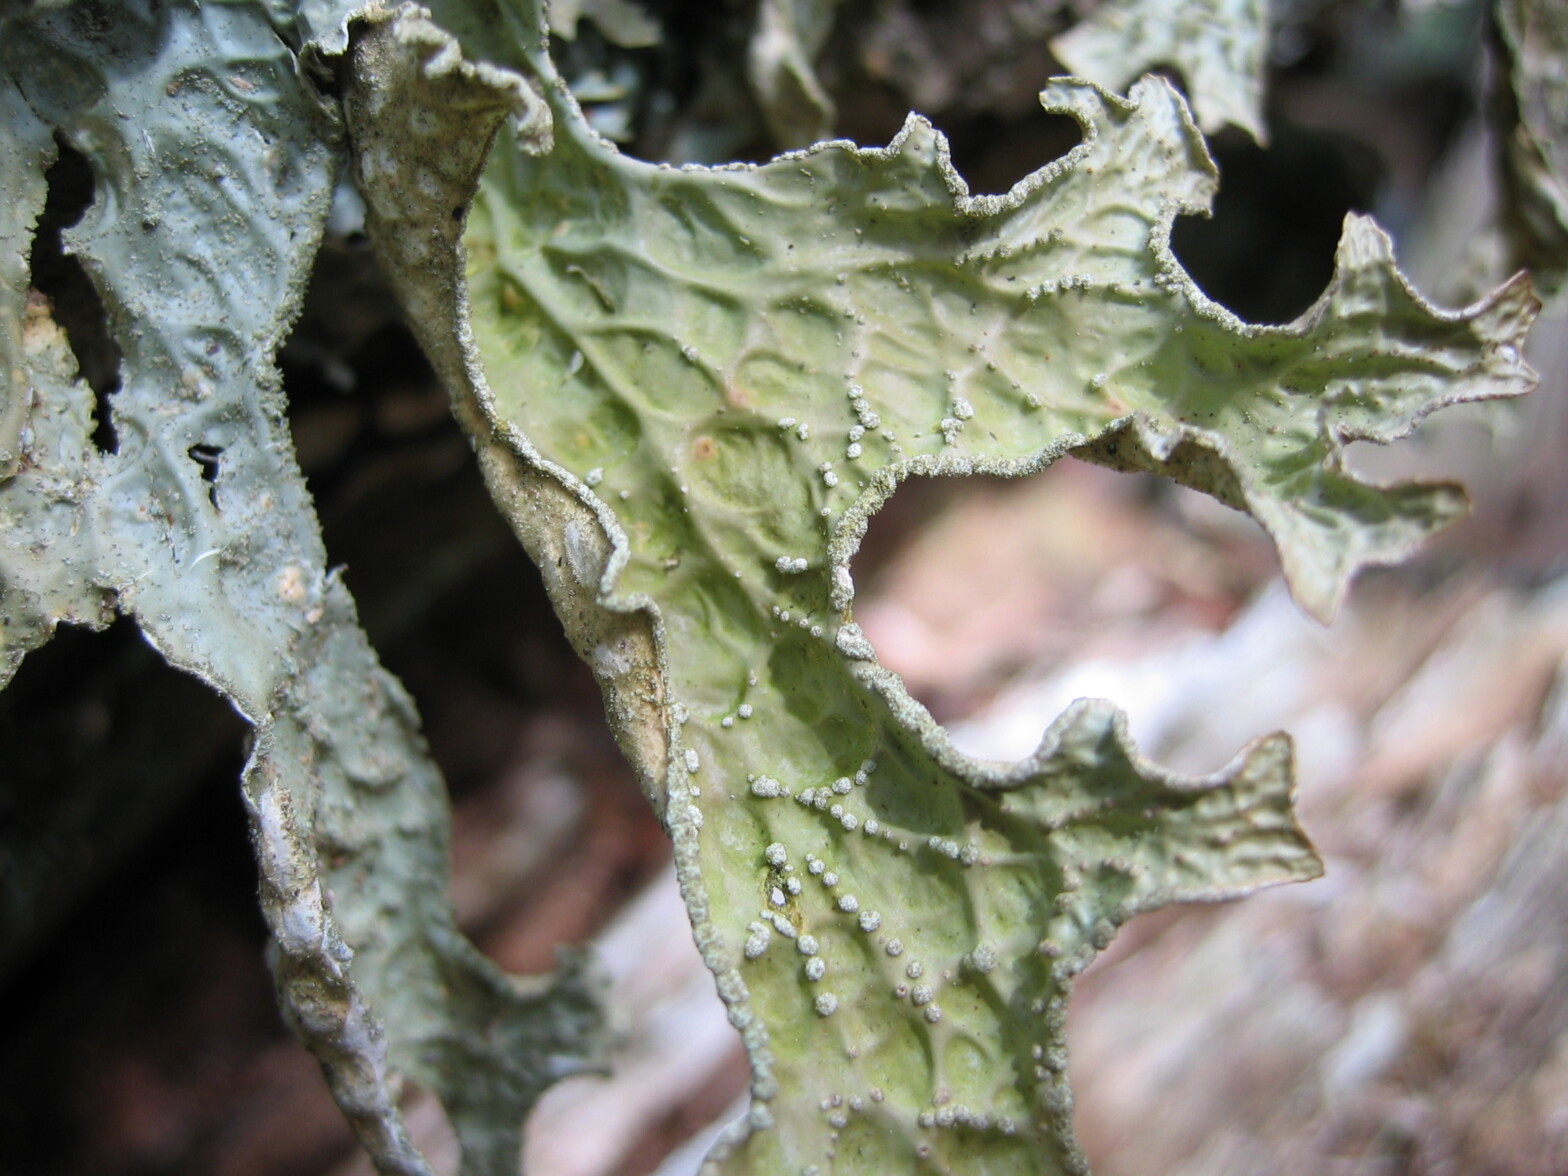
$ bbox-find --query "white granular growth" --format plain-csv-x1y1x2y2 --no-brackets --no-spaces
858,910,882,933
764,843,788,867
814,993,839,1016
966,945,998,973
837,894,860,914
805,958,826,981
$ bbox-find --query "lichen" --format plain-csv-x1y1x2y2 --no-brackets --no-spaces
1497,0,1568,294
2,0,1542,1171
1052,0,1270,141
341,2,1540,1172
0,4,605,1173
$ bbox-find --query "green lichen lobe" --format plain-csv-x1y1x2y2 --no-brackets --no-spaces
345,3,1536,1172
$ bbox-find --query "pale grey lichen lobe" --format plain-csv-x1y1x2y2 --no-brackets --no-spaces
2,4,607,1175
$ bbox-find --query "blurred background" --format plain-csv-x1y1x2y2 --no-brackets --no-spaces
3,0,1566,1173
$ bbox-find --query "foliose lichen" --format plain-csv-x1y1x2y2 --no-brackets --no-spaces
0,4,606,1173
341,2,1538,1173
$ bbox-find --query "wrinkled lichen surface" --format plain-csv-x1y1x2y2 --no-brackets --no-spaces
0,4,604,1174
344,3,1536,1173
